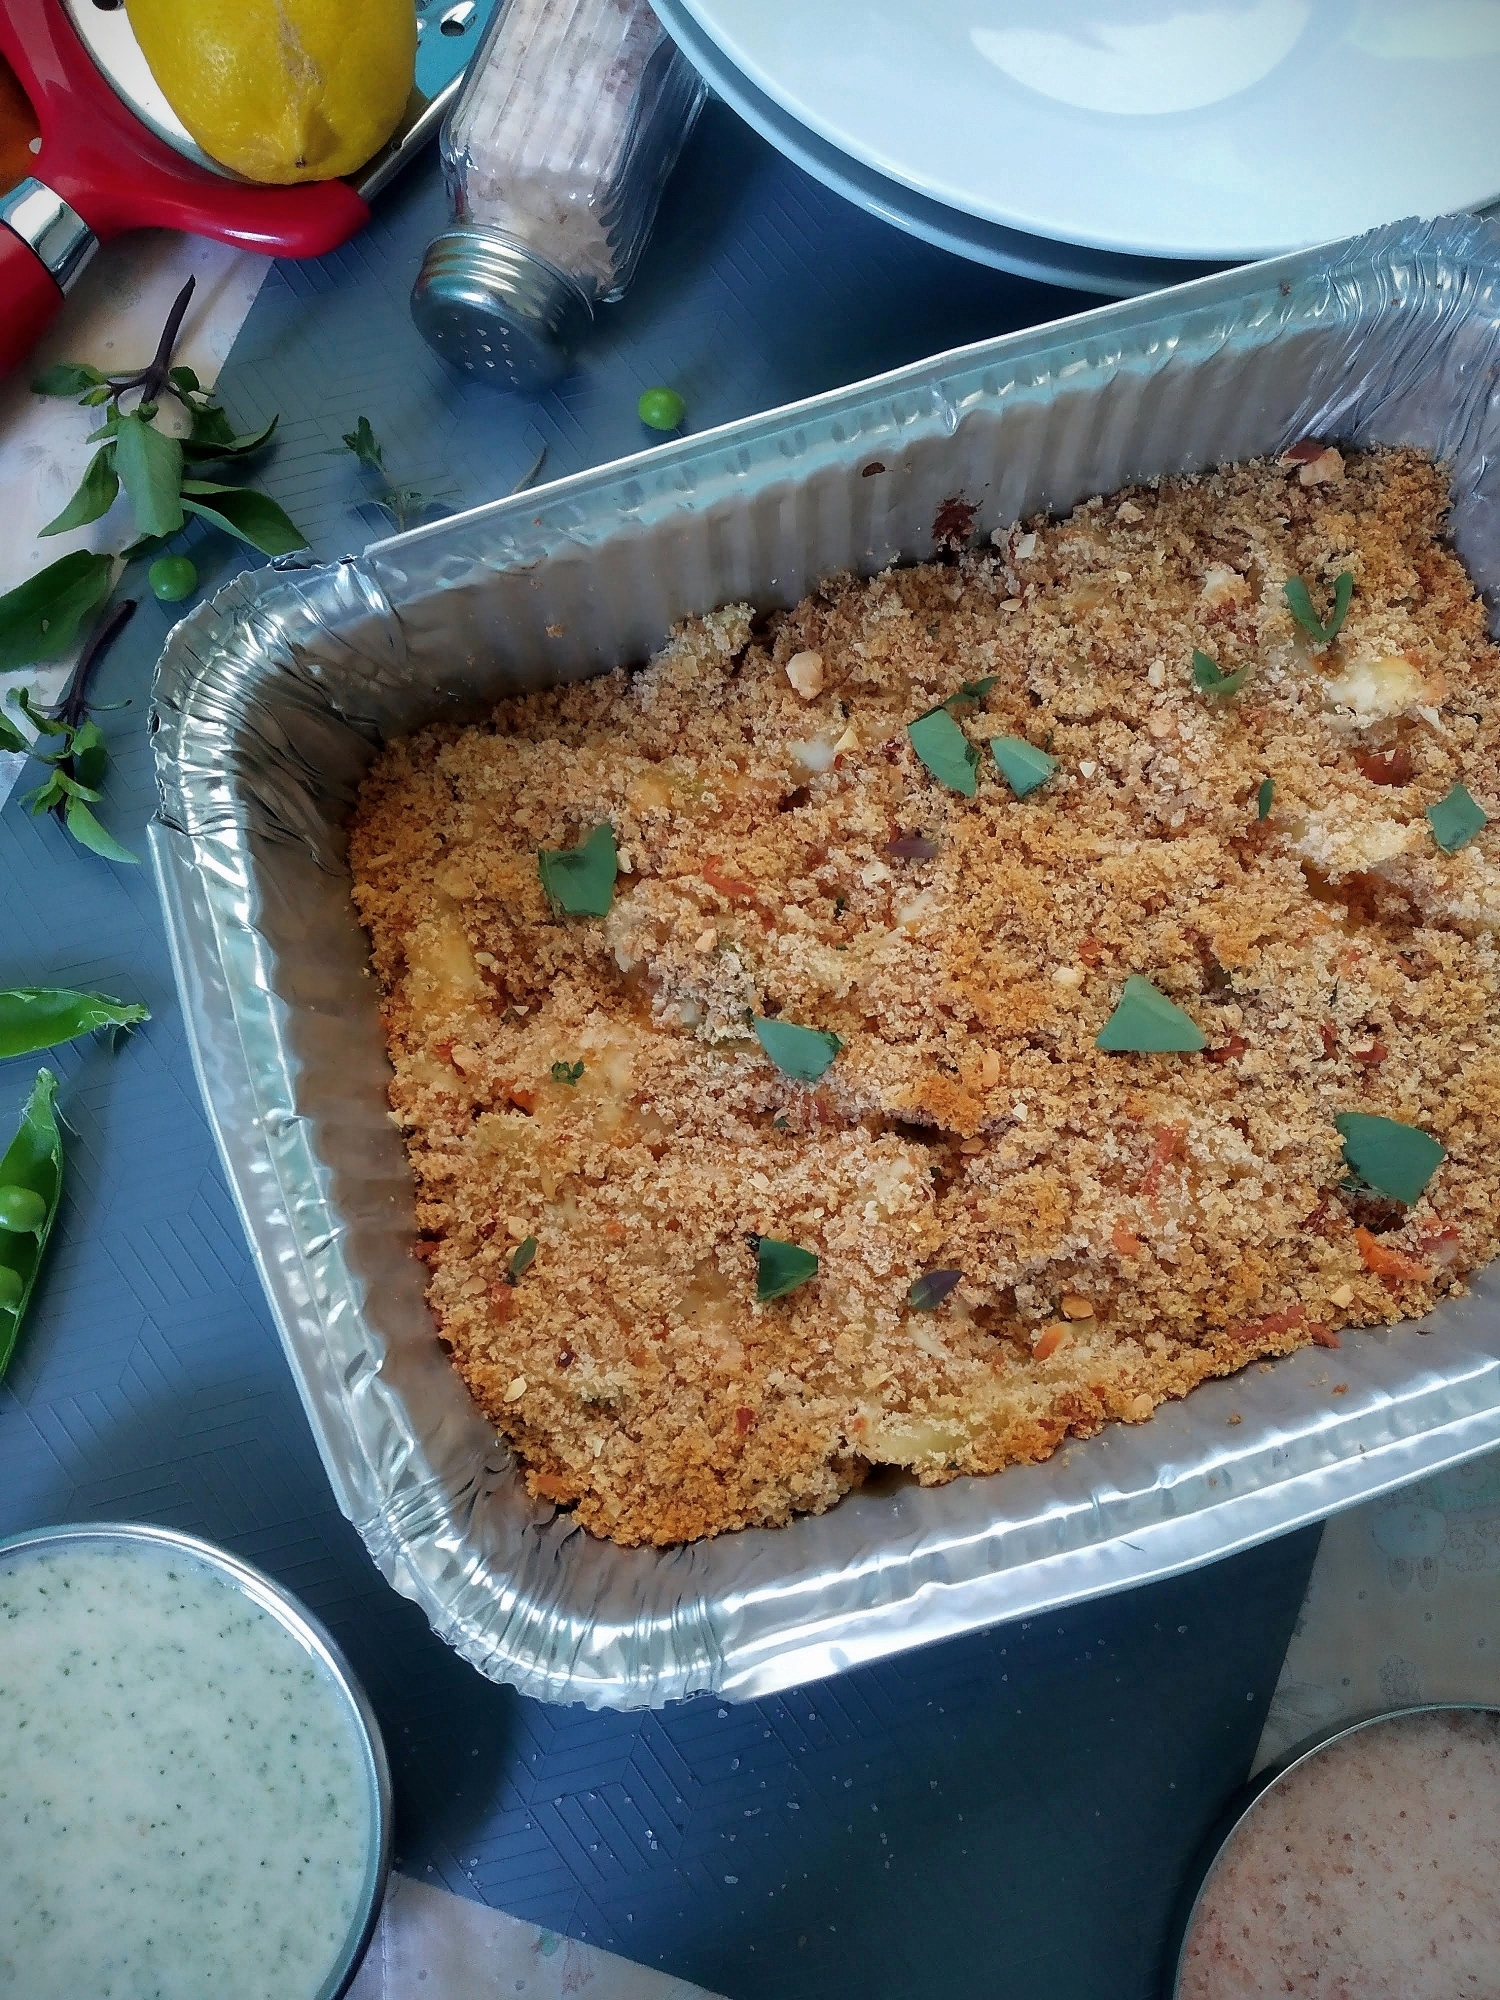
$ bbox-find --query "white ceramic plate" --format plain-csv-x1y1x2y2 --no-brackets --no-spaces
653,0,1221,296
674,0,1500,260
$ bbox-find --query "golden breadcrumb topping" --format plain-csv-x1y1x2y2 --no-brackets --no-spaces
350,446,1500,1546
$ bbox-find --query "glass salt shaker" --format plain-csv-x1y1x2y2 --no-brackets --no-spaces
411,0,705,390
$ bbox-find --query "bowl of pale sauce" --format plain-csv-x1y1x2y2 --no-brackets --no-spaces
1171,1705,1500,1999
0,1521,391,1999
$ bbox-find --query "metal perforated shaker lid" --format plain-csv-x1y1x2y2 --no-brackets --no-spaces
410,229,593,391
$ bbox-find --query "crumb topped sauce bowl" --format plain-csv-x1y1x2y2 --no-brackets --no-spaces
1170,1705,1500,1999
0,1522,391,2000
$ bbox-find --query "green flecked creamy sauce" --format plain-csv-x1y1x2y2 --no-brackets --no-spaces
0,1539,372,1998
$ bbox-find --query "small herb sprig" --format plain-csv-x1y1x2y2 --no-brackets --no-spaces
27,276,306,570
341,416,449,534
1,599,139,862
0,278,310,863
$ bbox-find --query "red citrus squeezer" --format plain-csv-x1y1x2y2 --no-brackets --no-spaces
0,0,486,377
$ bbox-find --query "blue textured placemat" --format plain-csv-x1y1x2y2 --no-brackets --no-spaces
0,105,1320,2000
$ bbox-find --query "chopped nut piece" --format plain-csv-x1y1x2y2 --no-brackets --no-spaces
785,650,825,698
1032,1325,1068,1361
505,1376,527,1401
1060,1295,1095,1320
1280,439,1345,485
1201,564,1251,609
1117,500,1145,524
694,927,718,954
1298,446,1345,486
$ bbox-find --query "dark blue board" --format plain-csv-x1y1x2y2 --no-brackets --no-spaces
0,101,1315,2000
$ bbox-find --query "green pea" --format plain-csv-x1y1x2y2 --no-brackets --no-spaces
637,386,686,432
0,1266,21,1312
149,555,198,603
0,1184,46,1233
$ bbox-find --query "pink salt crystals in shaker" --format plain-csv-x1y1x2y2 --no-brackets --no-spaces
411,0,705,389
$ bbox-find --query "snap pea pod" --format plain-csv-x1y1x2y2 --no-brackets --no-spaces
0,986,148,1060
0,1069,63,1382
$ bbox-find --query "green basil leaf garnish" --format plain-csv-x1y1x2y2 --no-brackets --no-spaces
62,796,138,866
38,446,120,540
908,707,979,796
180,480,308,557
538,823,618,917
507,1235,537,1284
1284,571,1353,644
990,735,1058,799
908,1268,962,1312
1425,782,1488,855
1192,650,1250,700
0,1069,63,1383
0,988,149,1061
755,1235,819,1302
1257,777,1274,821
113,411,184,540
31,361,106,398
1096,974,1206,1053
752,1016,842,1082
0,551,114,673
550,1060,584,1085
1334,1113,1445,1207
944,676,998,710
181,409,279,462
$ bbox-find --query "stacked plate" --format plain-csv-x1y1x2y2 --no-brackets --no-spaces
655,0,1500,296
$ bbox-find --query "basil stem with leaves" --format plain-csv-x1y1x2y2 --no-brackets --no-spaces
7,598,140,863
24,273,308,579
0,988,149,1060
0,1069,64,1382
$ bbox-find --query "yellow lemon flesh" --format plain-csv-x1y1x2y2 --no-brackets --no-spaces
125,0,417,185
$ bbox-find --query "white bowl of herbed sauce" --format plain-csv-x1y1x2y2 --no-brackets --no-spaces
0,1522,391,2000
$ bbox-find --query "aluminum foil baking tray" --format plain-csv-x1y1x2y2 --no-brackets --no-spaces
151,213,1500,1708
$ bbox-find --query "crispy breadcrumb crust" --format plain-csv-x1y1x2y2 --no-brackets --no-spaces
350,447,1500,1546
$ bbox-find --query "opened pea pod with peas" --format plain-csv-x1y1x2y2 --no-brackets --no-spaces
0,988,149,1378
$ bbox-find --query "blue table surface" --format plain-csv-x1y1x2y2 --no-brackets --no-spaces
0,104,1321,1999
